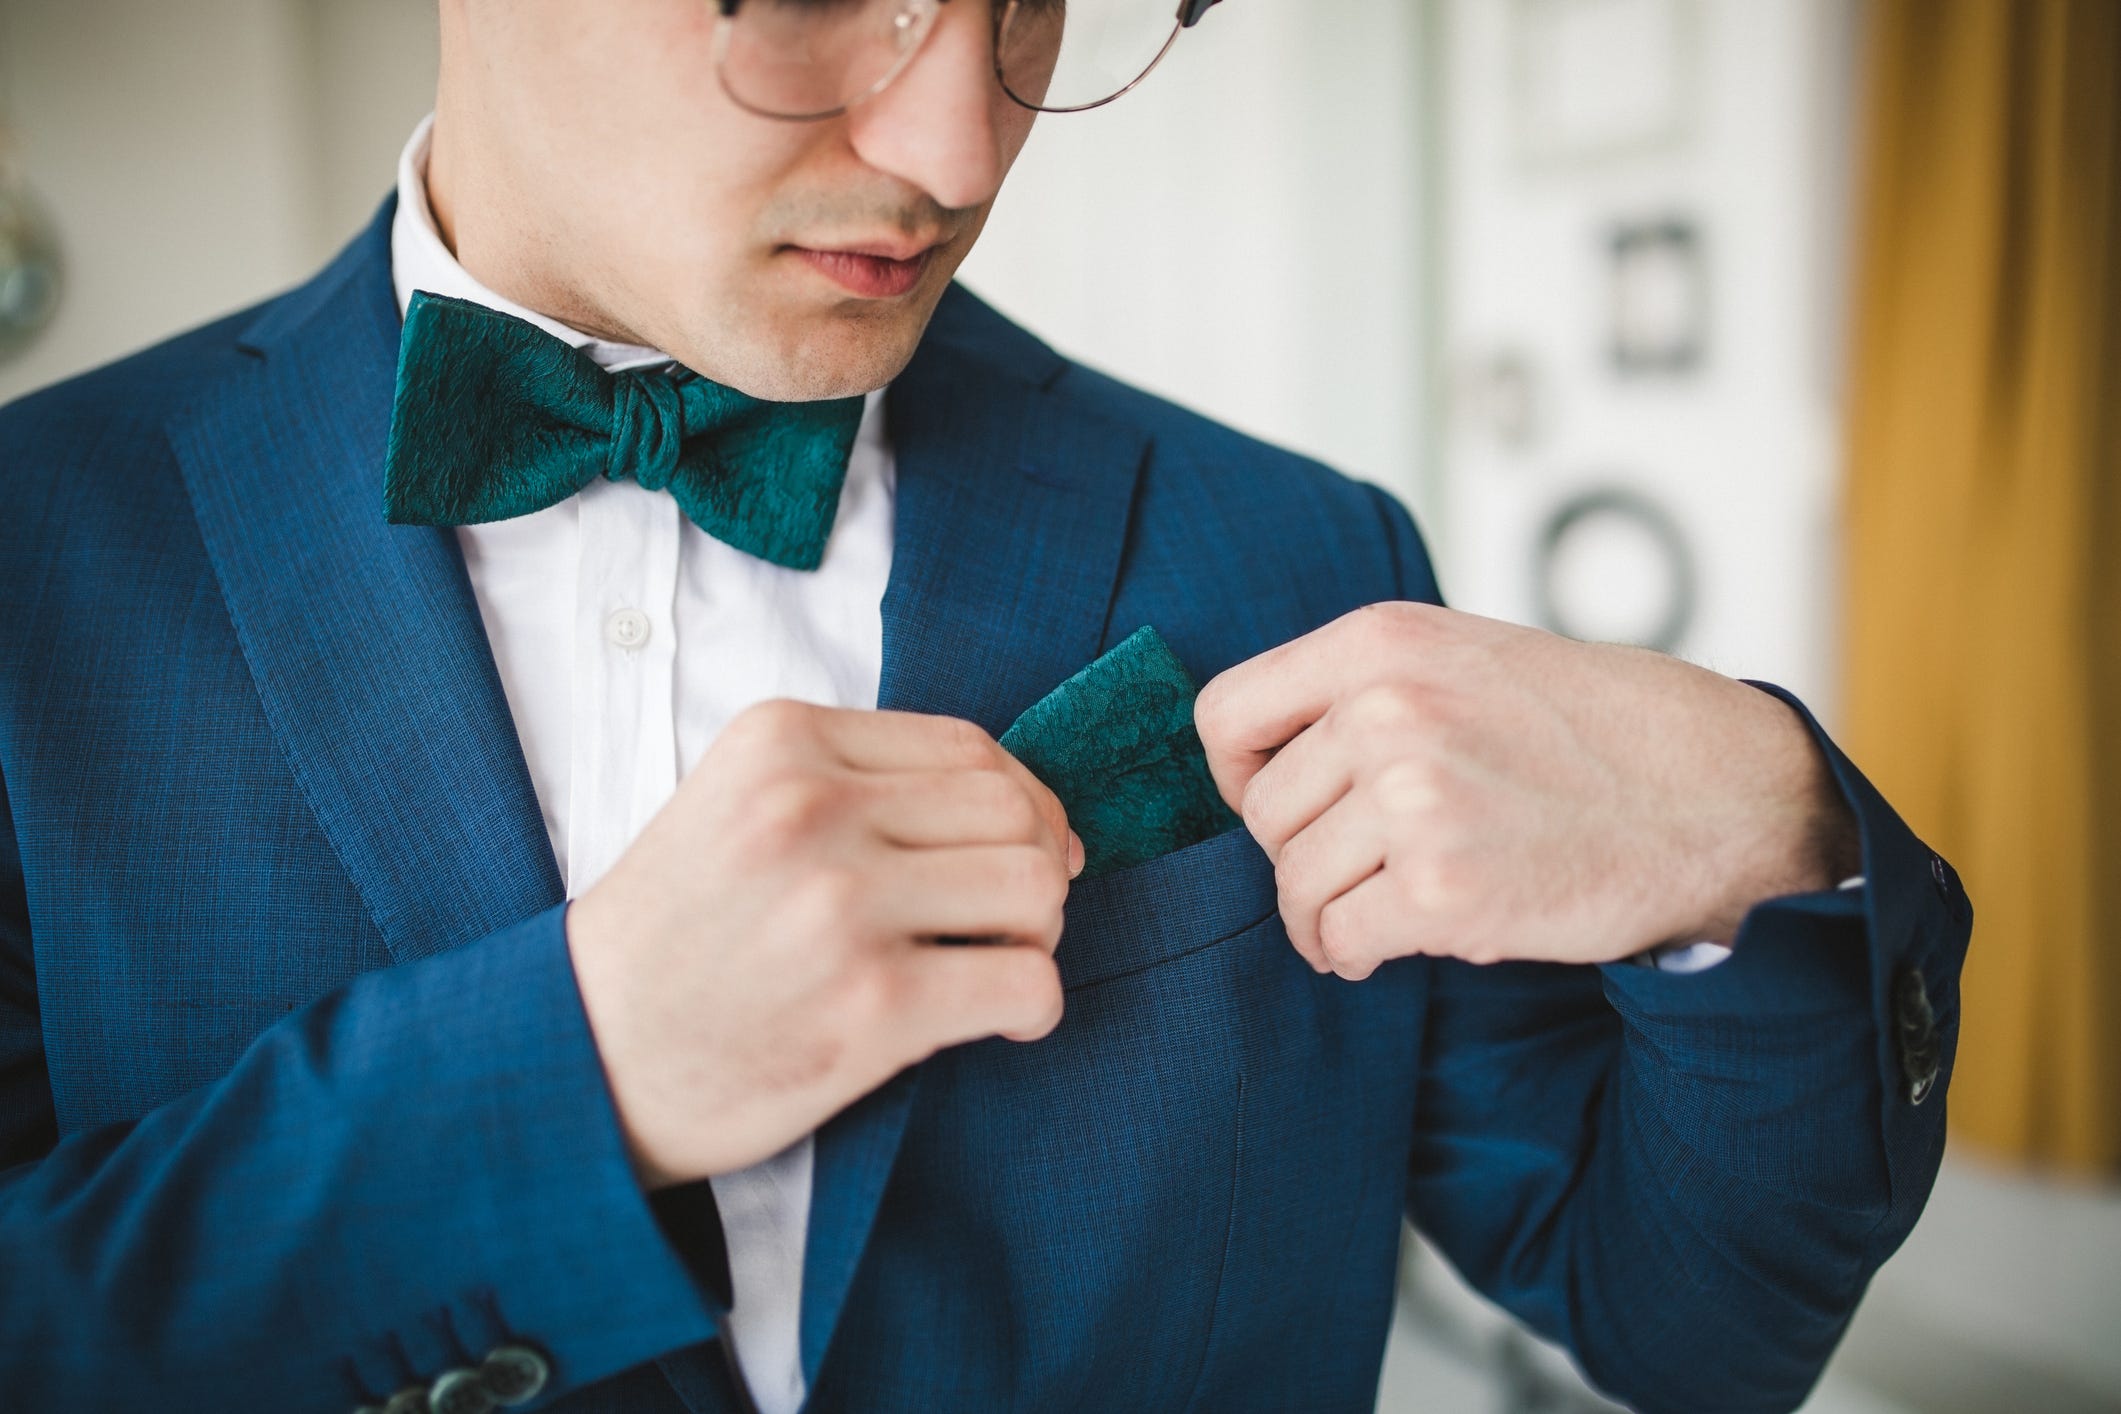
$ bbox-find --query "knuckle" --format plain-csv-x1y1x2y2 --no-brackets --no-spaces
1010,848,1069,921
1191,677,1232,741
753,773,835,848
1348,600,1421,649
1239,771,1279,837
1007,953,1066,1034
988,774,1045,840
794,862,867,932
1401,853,1461,917
1272,842,1312,908
1373,756,1445,816
1316,905,1364,971
1342,682,1426,735
836,961,902,1031
940,715,997,767
733,696,812,745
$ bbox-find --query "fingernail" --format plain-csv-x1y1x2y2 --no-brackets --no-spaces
1067,830,1085,877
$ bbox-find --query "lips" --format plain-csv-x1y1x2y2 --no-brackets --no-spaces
788,244,938,299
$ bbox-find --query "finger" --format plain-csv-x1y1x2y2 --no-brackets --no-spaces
1314,867,1413,982
820,710,1078,874
866,768,1053,851
1274,789,1390,970
1194,609,1403,812
1236,713,1355,862
987,750,1080,878
896,942,1065,1049
875,844,1069,953
816,707,1005,773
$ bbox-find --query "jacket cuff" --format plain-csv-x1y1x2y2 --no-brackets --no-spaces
335,900,721,1402
1599,681,1968,1234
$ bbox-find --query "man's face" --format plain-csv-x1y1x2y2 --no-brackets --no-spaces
433,0,1040,401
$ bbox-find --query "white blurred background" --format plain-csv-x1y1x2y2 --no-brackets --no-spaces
2,1,2116,1410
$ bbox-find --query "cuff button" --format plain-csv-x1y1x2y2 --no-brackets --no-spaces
430,1366,497,1414
480,1343,553,1406
382,1388,432,1414
1892,967,1941,1104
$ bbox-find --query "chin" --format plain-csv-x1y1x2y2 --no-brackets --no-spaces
692,295,938,404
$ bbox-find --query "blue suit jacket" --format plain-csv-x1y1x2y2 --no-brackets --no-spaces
0,199,1969,1413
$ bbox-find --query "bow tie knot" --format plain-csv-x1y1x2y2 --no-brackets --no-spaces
383,291,866,571
607,369,690,494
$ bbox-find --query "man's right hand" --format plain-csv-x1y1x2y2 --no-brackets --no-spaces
564,700,1082,1190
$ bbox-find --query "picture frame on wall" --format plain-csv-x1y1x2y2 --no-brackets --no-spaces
1511,0,1696,170
1608,217,1708,374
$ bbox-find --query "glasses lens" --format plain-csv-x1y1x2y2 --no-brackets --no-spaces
997,0,1182,112
719,0,937,120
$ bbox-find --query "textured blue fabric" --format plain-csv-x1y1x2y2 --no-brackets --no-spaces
0,194,1968,1414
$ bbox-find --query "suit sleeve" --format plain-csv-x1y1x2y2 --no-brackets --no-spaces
0,759,723,1410
1363,484,1971,1414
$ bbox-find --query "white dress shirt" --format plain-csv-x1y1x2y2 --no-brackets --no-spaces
391,112,887,1414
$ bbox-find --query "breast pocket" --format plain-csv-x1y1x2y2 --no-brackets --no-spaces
854,826,1290,1410
1055,823,1281,991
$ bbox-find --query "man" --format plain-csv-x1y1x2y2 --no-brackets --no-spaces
0,1,1967,1411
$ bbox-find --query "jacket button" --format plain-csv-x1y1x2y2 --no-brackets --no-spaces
382,1389,432,1414
480,1344,552,1406
1893,967,1941,1104
429,1367,497,1414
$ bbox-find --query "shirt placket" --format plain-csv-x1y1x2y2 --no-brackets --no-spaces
565,477,683,898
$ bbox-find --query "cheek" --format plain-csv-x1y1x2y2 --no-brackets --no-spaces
996,103,1040,174
614,130,823,295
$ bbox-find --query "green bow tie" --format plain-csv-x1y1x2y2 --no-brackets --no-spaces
383,290,866,571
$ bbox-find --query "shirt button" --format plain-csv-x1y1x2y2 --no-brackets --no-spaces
605,608,652,650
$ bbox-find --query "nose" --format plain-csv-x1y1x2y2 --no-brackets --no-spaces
845,0,1011,212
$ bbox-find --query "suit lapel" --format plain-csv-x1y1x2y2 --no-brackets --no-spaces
796,287,1150,1390
169,198,564,965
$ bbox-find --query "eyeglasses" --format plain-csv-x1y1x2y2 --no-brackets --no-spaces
712,0,1223,121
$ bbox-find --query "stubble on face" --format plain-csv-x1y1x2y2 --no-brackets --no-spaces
433,0,1032,404
696,183,993,402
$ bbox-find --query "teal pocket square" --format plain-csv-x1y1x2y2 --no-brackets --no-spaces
1000,625,1244,879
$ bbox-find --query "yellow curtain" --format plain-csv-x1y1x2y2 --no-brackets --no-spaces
1843,0,2121,1173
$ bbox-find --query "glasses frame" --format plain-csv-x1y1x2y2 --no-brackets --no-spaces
711,0,1223,122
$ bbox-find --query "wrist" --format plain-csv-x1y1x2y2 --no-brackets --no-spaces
1668,691,1859,947
563,892,682,1191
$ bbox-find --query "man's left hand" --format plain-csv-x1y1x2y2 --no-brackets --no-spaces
1192,603,1860,980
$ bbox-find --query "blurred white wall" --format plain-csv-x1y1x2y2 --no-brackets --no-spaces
0,0,316,405
1433,0,1856,714
959,0,1432,516
0,0,440,406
